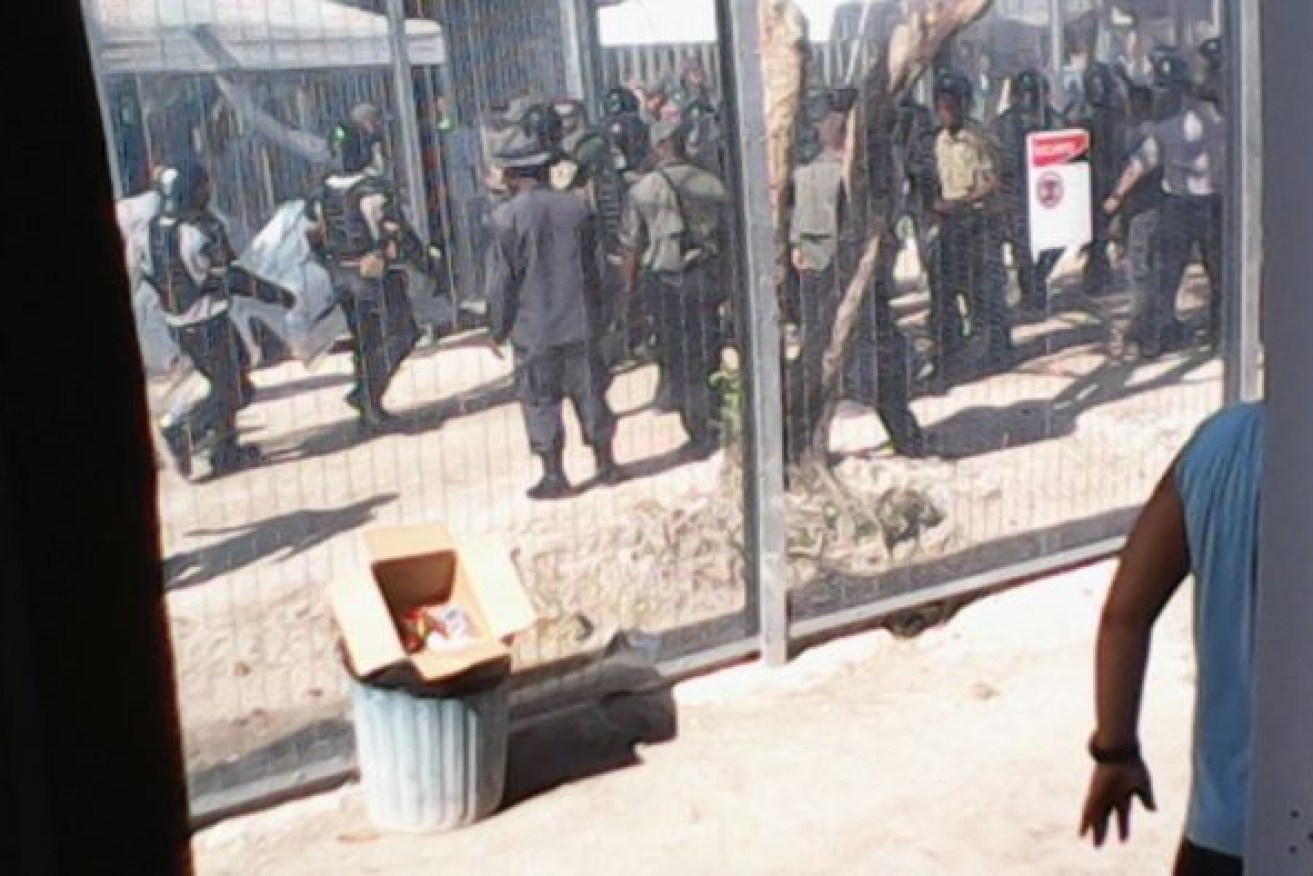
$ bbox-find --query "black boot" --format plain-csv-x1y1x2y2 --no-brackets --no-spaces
209,440,260,478
160,420,194,479
593,442,624,485
347,388,397,434
528,450,571,500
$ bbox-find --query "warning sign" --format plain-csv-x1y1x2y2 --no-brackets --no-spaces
1026,128,1092,254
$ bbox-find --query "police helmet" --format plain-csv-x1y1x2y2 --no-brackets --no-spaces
1013,69,1045,100
329,120,373,174
603,86,638,117
827,86,858,114
1083,62,1118,109
1199,36,1225,72
519,103,564,148
933,70,973,109
1153,53,1194,92
158,158,210,215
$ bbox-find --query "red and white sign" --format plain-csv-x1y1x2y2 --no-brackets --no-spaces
1026,129,1092,254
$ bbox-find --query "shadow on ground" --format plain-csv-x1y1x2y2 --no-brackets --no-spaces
164,493,397,590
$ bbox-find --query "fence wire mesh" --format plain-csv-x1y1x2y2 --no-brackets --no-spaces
80,0,1245,817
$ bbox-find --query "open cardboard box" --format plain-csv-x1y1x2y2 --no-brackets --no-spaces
329,524,536,690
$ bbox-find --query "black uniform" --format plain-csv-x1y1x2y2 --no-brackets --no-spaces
305,172,419,427
146,208,255,477
1125,55,1226,356
993,70,1063,312
487,183,617,474
1079,63,1126,297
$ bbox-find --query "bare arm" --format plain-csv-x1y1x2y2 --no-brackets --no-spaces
1080,461,1190,847
1093,462,1191,750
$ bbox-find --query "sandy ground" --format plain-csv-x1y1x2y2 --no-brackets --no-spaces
192,559,1198,875
155,250,1221,786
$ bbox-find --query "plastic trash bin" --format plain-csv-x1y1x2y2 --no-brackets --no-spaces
350,675,509,832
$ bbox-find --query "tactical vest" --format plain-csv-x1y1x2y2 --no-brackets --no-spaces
319,177,379,263
147,216,208,318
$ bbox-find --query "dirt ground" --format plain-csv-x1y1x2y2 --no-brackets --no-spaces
192,559,1198,875
155,252,1221,782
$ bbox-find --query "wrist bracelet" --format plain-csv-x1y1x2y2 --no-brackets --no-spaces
1088,734,1141,765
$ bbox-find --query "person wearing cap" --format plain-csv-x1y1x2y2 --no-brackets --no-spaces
931,70,1013,380
348,102,387,176
143,159,260,479
485,132,620,500
1103,52,1225,359
619,119,732,456
640,82,669,126
304,120,421,432
993,67,1064,314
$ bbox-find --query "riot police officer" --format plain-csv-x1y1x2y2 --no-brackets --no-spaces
553,97,630,362
305,121,422,431
993,68,1063,314
145,159,259,478
1103,53,1226,358
931,70,1012,378
1081,62,1126,298
602,86,651,173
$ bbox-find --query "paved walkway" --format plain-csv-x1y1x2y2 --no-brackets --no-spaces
194,560,1198,875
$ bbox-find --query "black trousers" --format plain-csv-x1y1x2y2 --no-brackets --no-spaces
171,313,251,452
513,342,616,456
785,265,921,462
932,209,1012,371
1005,204,1061,309
1138,193,1223,346
331,268,419,412
643,264,725,446
1174,840,1243,876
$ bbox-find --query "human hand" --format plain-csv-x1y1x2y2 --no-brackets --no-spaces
485,337,506,360
1079,761,1157,847
1103,195,1122,217
791,248,809,272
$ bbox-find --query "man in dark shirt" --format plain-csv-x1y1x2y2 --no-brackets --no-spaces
486,133,620,500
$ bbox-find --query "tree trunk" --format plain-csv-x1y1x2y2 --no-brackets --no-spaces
760,0,809,282
807,0,996,467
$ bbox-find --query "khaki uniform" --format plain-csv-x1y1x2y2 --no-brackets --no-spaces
934,123,995,202
619,159,731,448
931,123,1011,370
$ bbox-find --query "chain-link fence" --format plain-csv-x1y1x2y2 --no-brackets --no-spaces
78,0,1254,822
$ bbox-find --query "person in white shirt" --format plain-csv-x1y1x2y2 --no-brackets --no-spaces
1102,53,1225,359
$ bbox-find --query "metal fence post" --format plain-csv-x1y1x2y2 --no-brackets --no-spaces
717,0,788,667
1223,0,1263,404
1246,0,1313,870
77,0,126,199
385,0,430,242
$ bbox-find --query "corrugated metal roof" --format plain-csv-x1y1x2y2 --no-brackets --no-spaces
90,0,446,72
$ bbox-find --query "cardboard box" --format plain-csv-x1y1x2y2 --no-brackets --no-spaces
330,524,536,687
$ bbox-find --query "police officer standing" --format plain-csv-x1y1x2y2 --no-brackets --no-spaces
787,116,928,460
993,68,1063,314
1102,53,1226,358
486,132,620,500
601,86,651,174
145,159,259,479
931,71,1012,378
1080,62,1127,298
620,120,732,455
305,121,422,432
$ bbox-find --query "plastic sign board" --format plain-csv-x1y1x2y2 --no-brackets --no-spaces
1026,128,1093,253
